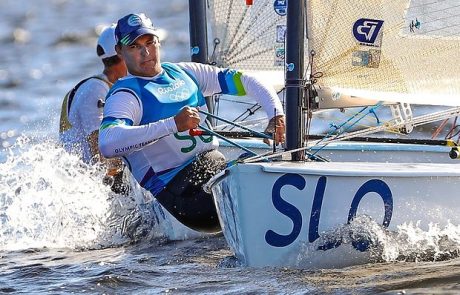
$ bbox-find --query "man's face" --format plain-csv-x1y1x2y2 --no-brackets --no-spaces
117,34,161,77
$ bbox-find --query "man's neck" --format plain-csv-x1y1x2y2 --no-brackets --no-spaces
128,69,163,79
104,66,126,84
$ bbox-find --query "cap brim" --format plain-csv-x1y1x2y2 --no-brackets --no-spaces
124,28,158,45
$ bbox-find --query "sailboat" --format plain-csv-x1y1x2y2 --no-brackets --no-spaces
197,0,460,268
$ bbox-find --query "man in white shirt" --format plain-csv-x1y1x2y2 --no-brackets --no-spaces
59,24,128,193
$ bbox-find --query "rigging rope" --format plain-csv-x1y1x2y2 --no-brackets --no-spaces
243,106,460,163
309,103,383,157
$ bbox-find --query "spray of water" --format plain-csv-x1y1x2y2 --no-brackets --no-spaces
380,220,460,262
294,215,460,268
0,136,181,251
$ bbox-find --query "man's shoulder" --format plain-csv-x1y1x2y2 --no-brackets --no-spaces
83,75,110,88
161,62,177,67
72,75,110,96
74,77,110,98
107,79,140,105
112,75,137,86
161,62,183,72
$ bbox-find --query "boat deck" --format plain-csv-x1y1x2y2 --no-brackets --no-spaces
255,160,460,177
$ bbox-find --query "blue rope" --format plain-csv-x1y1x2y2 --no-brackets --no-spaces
309,103,383,157
198,109,271,139
198,124,259,157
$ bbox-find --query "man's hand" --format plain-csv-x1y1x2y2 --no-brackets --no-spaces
264,115,286,146
106,158,123,176
174,106,201,132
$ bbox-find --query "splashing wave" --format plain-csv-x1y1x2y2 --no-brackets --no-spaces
0,136,201,251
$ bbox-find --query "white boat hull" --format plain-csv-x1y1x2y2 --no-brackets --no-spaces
208,160,460,268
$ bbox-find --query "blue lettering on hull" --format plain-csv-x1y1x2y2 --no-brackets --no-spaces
265,174,393,252
265,173,304,247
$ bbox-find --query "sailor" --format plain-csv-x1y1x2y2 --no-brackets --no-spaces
99,13,286,232
59,24,128,194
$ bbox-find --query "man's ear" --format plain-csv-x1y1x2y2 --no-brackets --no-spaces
115,44,122,55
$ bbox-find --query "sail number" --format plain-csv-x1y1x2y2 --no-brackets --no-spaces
265,173,393,250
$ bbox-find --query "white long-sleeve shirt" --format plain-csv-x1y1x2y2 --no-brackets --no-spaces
99,62,284,194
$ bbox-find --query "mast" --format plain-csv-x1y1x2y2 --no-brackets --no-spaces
188,0,215,123
285,0,306,161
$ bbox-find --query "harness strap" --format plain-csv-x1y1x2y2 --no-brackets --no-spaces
66,75,110,113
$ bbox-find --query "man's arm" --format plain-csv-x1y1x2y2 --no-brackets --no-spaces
87,130,101,162
99,91,201,158
87,129,123,175
73,78,109,143
178,62,286,144
99,91,176,158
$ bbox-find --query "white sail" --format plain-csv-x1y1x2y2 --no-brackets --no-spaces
208,0,294,90
308,0,460,106
208,0,291,70
208,0,460,106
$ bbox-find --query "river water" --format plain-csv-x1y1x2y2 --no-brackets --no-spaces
1,0,460,294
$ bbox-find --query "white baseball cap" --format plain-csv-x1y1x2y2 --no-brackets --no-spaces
97,24,117,59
